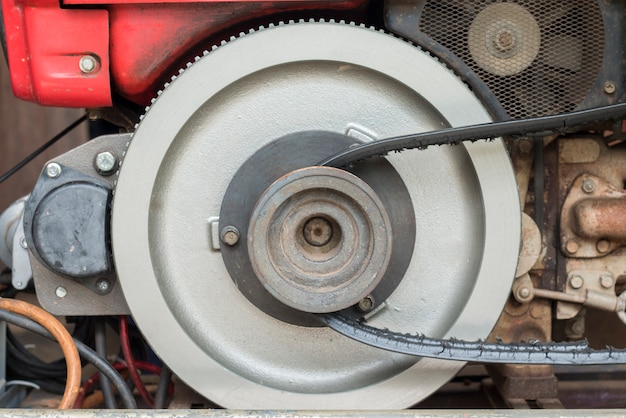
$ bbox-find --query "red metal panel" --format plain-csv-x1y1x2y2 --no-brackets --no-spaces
1,0,111,107
108,1,365,104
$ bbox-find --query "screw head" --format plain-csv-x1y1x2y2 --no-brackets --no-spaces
95,278,111,294
518,138,534,154
95,151,117,175
55,286,68,298
600,273,614,289
604,81,616,95
19,236,28,249
220,226,240,246
570,275,584,289
79,55,98,74
45,162,62,178
357,295,375,313
581,178,596,194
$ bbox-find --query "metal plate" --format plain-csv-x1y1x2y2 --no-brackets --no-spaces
112,22,520,408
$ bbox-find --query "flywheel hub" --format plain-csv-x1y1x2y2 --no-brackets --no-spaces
248,166,392,313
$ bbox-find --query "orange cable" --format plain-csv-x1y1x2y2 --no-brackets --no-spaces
0,298,81,409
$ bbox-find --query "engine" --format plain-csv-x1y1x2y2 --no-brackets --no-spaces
0,0,625,411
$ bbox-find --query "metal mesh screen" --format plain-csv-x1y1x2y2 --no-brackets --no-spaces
419,1,605,119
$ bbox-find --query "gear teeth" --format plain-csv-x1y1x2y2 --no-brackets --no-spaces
203,50,209,56
220,40,227,46
150,98,157,104
329,19,336,24
266,23,273,28
319,18,326,23
229,36,236,42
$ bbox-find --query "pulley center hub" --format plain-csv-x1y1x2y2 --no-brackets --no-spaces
302,217,334,247
248,166,393,313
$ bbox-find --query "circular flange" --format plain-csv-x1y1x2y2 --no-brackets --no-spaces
468,3,541,76
248,166,392,313
218,131,415,325
113,22,520,409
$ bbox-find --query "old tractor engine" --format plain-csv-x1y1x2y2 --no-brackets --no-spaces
0,0,626,412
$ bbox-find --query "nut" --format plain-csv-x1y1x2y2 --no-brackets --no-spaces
357,295,375,312
220,226,240,246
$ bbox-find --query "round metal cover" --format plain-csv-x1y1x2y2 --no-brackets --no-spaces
112,22,520,409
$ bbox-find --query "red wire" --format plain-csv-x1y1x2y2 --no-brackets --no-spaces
120,316,155,407
74,361,171,408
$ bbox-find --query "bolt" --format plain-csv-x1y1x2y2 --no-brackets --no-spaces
19,236,28,249
45,162,62,178
518,138,534,154
570,319,585,336
596,239,611,254
95,151,117,175
55,286,67,298
604,81,616,95
95,278,110,294
565,239,579,254
220,226,240,246
303,217,333,247
15,281,22,288
570,275,584,289
79,55,98,74
581,178,596,194
517,286,531,300
600,273,614,289
357,295,375,313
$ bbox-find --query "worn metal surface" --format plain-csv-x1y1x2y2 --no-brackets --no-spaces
113,22,519,408
218,131,415,325
21,134,131,316
561,174,626,258
248,166,392,314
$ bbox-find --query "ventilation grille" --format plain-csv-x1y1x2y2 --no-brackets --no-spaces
419,1,605,119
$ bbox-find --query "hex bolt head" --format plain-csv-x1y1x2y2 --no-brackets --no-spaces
600,274,614,289
55,286,68,298
96,278,111,294
570,275,584,289
565,239,579,254
357,295,375,313
45,162,62,178
581,178,596,194
79,55,98,74
570,319,585,335
95,151,117,175
220,226,240,246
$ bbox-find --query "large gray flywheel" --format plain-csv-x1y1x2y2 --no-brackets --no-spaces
112,21,520,409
